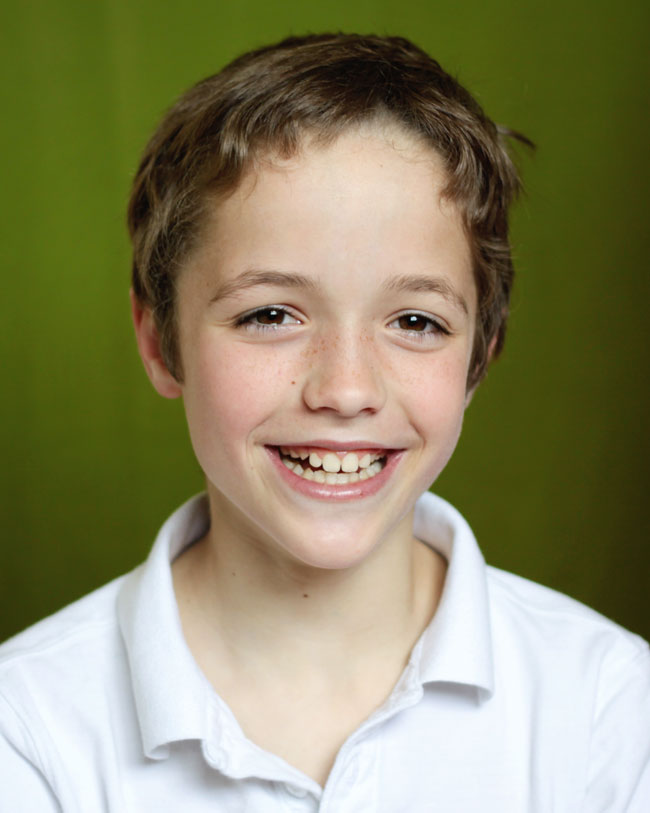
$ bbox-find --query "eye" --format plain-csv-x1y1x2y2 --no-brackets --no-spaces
388,311,450,339
396,314,434,332
235,306,302,332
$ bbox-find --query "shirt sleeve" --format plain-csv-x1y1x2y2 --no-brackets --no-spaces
0,693,61,812
585,638,650,812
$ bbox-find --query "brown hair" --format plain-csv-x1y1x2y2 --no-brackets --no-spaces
128,33,531,389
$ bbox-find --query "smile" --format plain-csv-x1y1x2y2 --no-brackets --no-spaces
278,446,386,484
266,444,403,501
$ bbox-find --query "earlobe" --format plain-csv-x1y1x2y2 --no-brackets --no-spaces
130,289,182,399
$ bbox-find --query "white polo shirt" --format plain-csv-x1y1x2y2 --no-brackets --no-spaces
1,492,649,811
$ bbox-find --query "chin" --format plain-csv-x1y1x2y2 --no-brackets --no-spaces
273,515,400,572
286,542,376,572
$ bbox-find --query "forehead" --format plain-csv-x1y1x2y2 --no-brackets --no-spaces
239,121,452,220
183,124,475,309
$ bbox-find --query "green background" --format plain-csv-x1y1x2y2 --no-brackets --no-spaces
1,0,648,642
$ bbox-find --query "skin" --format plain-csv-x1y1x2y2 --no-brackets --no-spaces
132,123,478,785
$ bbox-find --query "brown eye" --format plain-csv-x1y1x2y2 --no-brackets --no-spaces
256,308,286,325
397,314,431,332
236,306,301,331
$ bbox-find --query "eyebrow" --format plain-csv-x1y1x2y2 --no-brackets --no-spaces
211,268,469,314
383,274,469,315
210,269,318,302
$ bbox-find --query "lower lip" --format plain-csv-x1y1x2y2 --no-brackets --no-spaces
266,446,404,502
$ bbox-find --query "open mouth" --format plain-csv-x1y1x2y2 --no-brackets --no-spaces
276,446,388,485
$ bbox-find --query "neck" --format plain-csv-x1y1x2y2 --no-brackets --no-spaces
172,493,446,683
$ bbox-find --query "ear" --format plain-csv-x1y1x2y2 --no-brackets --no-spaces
130,289,182,399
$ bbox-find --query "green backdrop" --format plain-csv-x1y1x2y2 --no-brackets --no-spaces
2,0,648,642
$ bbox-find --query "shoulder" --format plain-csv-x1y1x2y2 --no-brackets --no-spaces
486,568,650,807
0,576,141,808
486,565,650,731
486,564,648,659
0,575,126,673
0,575,131,731
487,567,649,664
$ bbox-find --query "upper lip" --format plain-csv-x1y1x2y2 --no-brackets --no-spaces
270,440,400,452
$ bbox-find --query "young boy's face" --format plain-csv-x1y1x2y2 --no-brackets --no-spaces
140,124,477,570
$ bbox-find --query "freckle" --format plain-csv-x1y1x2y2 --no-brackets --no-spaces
231,571,236,577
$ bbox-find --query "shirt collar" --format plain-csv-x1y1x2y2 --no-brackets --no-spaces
412,491,494,696
118,490,494,758
117,494,213,759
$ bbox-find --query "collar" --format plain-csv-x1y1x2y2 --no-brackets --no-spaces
117,494,213,758
118,491,494,758
412,491,494,696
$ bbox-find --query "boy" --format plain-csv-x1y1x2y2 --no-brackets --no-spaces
1,33,648,811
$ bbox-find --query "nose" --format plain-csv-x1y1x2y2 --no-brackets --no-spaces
301,330,387,417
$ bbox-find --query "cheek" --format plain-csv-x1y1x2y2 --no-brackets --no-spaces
401,352,469,445
182,339,294,463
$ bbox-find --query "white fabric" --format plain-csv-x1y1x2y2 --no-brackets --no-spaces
1,492,649,812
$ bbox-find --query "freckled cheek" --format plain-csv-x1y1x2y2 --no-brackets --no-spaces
183,343,295,460
398,355,469,438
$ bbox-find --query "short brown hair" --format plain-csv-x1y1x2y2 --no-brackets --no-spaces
128,33,530,389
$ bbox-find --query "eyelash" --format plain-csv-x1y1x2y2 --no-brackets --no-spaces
235,307,450,341
235,306,302,332
388,312,451,341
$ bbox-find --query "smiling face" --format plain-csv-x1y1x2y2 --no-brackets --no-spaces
135,124,477,571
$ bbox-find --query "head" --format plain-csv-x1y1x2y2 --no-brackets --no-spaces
128,33,529,393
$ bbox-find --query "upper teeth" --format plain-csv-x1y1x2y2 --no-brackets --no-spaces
280,448,379,473
281,456,385,483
